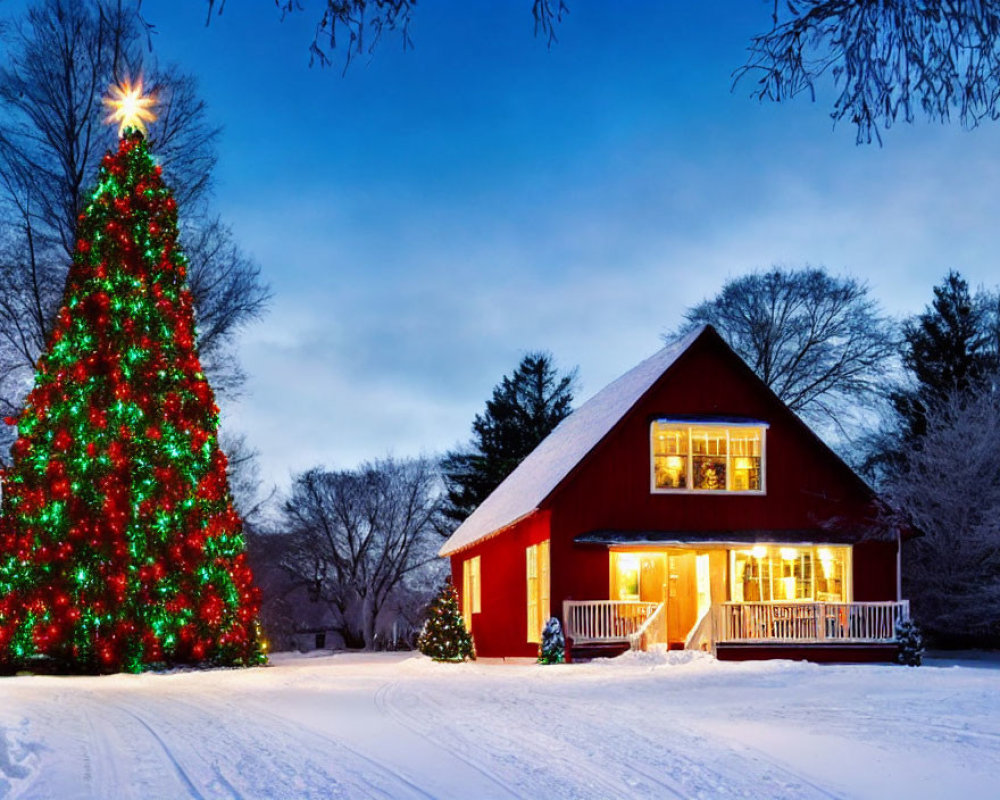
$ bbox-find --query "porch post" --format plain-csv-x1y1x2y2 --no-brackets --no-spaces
896,528,902,603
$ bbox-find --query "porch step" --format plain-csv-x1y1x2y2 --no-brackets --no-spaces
568,641,630,662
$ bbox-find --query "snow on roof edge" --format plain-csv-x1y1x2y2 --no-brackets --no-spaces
439,326,709,557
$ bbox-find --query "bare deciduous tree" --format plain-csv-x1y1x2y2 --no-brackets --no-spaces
882,382,1000,644
281,457,444,649
673,267,898,430
737,1,1000,144
220,429,276,529
182,217,270,396
0,0,270,462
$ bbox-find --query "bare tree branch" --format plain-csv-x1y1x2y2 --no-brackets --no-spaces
204,1,565,69
735,1,1000,144
673,266,899,429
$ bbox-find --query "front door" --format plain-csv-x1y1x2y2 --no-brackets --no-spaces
666,553,697,645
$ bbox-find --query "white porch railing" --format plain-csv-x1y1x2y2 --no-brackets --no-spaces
717,600,910,644
685,607,715,652
628,602,666,651
563,601,661,645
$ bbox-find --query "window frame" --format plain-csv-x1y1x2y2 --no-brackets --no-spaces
526,541,550,644
650,419,768,496
462,555,481,631
728,545,853,603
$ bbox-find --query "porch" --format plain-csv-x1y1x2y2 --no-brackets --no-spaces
562,599,910,659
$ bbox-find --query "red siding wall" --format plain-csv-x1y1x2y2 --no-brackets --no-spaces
450,510,551,658
852,540,899,601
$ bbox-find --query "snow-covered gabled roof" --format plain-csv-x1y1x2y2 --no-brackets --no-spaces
439,326,709,556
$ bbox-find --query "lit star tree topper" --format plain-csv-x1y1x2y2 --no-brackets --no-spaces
0,80,265,673
102,78,157,137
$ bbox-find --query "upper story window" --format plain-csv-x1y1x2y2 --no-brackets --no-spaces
651,419,767,493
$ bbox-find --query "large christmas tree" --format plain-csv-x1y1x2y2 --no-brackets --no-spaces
0,81,264,673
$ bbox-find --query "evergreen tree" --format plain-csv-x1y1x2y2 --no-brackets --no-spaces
895,619,924,667
538,616,565,665
417,581,474,662
891,271,991,440
442,353,576,525
0,98,263,673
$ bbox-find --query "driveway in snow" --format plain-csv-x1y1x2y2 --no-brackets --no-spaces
1,650,997,799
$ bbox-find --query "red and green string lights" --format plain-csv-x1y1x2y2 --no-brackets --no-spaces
0,94,264,673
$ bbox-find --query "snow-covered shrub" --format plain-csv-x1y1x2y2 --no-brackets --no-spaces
538,617,565,664
896,619,924,667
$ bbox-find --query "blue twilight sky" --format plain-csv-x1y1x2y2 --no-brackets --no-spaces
121,1,1000,491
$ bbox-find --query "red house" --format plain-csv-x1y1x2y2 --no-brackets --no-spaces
439,325,908,662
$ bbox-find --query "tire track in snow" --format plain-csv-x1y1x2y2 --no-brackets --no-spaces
372,681,528,800
239,693,440,800
81,701,124,797
773,704,1000,745
147,691,437,800
116,706,207,800
524,687,839,800
211,763,245,800
374,679,686,800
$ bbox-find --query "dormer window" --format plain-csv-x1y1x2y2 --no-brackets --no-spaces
651,419,767,493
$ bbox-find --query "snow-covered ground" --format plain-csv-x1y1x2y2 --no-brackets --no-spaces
1,650,998,800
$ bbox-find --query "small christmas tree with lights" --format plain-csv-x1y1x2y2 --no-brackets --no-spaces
417,581,474,662
0,80,264,673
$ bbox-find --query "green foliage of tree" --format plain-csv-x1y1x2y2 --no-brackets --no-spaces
895,619,924,667
0,0,270,469
441,352,576,526
891,271,994,441
417,581,474,662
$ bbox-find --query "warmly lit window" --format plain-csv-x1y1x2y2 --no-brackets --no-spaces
730,546,850,603
613,552,641,601
612,551,669,603
462,556,481,630
651,421,765,492
526,541,550,643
